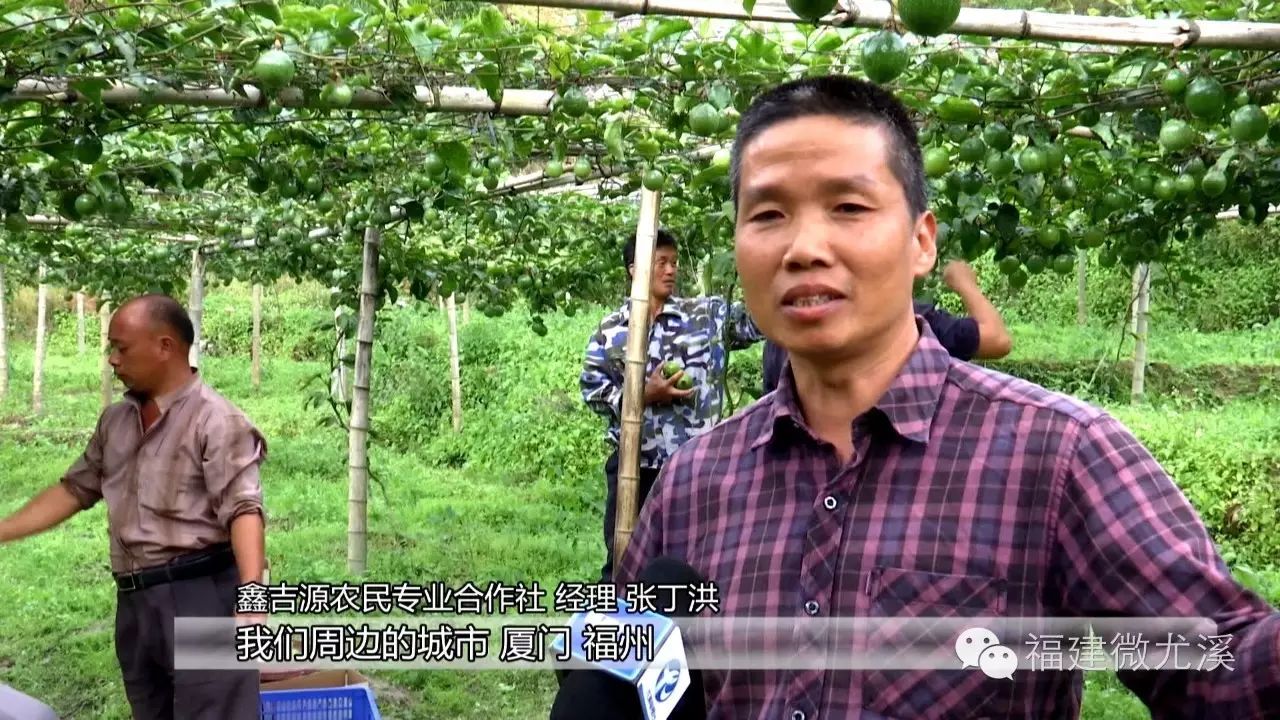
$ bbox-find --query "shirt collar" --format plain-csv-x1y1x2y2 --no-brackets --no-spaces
754,317,950,450
618,295,687,324
125,368,202,415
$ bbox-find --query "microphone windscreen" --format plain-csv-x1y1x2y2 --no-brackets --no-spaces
549,669,644,720
635,556,709,719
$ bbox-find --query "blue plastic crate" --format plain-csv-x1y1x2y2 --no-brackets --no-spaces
260,683,381,720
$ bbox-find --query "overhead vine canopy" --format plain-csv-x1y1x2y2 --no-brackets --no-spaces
3,0,1280,314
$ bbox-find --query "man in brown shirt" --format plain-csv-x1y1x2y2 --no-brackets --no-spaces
0,294,266,720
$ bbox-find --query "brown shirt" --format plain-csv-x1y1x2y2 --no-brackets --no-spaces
60,372,267,574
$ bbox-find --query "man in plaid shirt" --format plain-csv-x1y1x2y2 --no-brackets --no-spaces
614,75,1279,719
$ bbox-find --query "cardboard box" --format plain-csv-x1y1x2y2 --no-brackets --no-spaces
260,669,369,692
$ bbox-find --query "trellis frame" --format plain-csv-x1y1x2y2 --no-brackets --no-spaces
499,0,1280,50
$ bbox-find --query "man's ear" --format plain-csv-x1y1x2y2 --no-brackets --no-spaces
911,210,938,280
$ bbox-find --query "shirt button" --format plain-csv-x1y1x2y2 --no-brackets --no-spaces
804,600,820,616
791,712,806,720
823,495,838,511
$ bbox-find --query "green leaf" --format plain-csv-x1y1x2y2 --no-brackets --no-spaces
646,18,691,45
743,0,757,13
948,73,972,94
993,204,1020,239
1016,174,1045,208
1213,148,1239,172
708,83,733,111
333,27,360,47
436,142,471,178
474,6,507,37
407,29,438,61
475,63,503,106
70,78,110,104
1092,118,1116,147
110,33,137,71
246,0,282,24
398,199,425,221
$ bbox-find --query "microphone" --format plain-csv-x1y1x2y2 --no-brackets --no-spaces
549,556,708,720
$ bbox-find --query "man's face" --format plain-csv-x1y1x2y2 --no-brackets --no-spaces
107,307,174,394
733,115,936,362
631,244,679,301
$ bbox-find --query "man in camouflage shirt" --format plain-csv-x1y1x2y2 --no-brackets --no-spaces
580,229,764,581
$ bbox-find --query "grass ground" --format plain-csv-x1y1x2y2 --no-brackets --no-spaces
1,293,1277,719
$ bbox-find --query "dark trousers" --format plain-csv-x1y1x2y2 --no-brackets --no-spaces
114,561,259,720
601,449,662,582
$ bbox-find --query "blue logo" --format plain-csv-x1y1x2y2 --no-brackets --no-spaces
654,659,682,702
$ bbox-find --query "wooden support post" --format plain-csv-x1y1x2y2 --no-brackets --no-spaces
100,301,113,409
333,307,348,403
32,265,48,414
251,283,263,391
492,0,1280,50
613,188,663,563
76,291,86,355
189,247,205,369
347,225,382,576
1076,250,1088,327
0,264,7,402
447,294,463,433
1131,263,1151,403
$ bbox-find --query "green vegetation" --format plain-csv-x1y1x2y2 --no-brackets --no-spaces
2,273,1278,718
4,0,1280,716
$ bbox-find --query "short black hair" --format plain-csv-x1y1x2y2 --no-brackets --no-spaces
622,228,678,269
124,294,195,347
730,75,927,218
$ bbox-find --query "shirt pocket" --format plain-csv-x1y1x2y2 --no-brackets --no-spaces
136,446,204,519
860,566,1013,720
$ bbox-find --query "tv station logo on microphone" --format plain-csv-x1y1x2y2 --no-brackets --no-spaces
653,659,683,702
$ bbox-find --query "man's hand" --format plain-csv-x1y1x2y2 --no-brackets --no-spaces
941,259,1013,359
0,483,83,544
942,260,979,292
643,363,695,405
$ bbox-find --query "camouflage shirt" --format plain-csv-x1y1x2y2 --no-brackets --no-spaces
580,295,764,468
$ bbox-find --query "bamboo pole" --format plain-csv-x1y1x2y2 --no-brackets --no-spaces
1131,263,1150,403
499,0,1280,50
9,79,556,115
100,302,113,409
333,307,348,404
1076,250,1087,327
495,145,726,197
447,294,464,433
189,247,205,369
347,225,382,576
498,131,1097,201
613,188,663,562
32,265,48,415
0,264,7,402
75,291,86,355
1130,263,1141,337
251,283,263,391
1216,204,1280,220
23,214,213,236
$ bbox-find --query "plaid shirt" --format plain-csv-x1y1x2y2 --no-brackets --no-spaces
615,319,1280,719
